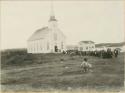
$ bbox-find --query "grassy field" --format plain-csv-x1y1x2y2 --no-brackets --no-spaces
1,49,125,92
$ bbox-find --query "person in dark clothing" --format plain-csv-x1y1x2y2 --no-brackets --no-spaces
114,49,119,58
106,48,113,58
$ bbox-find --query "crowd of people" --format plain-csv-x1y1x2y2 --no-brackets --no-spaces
63,48,119,59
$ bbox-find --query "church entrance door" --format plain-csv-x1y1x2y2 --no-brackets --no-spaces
54,46,58,52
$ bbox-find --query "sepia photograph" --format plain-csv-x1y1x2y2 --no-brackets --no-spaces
1,0,125,93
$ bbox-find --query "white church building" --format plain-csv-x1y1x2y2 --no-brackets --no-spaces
27,4,66,53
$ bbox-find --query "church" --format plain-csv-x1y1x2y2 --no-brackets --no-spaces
27,4,66,53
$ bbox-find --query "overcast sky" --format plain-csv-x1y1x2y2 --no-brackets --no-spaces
1,0,125,49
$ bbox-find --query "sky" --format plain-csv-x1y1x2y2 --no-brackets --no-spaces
1,0,125,49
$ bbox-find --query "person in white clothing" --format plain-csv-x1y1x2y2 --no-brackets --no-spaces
81,58,92,72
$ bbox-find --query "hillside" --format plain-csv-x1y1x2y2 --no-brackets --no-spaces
1,49,124,92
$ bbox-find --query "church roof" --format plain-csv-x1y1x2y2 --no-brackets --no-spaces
28,27,50,41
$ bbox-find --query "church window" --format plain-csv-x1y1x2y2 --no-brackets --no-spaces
35,45,37,52
34,46,35,52
37,43,38,52
40,44,42,50
31,46,33,52
35,43,37,52
40,40,43,50
33,42,35,52
30,47,32,52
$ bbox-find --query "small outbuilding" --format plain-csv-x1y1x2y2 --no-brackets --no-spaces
78,41,95,51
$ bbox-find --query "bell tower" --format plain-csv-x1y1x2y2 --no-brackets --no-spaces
48,0,58,29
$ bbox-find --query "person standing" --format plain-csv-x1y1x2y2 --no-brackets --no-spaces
114,49,119,58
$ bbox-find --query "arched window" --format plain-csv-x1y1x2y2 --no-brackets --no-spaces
34,45,35,52
40,40,43,51
40,44,42,50
37,43,39,52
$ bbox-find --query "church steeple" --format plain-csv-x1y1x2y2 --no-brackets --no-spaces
49,0,57,21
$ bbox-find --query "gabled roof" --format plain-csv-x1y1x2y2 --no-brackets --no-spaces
28,27,50,41
79,41,94,44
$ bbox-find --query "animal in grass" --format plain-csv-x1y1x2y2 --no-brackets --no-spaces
80,58,92,72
